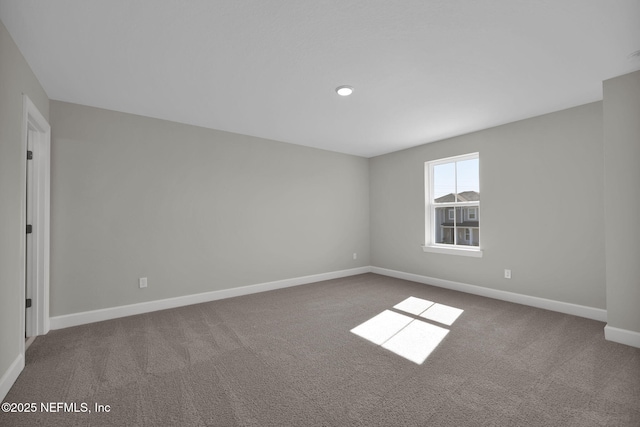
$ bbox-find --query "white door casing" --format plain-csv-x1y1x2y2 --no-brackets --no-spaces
21,94,50,345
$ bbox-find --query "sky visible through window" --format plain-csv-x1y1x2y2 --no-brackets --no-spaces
433,158,479,199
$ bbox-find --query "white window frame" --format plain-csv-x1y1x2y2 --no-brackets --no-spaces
423,153,482,257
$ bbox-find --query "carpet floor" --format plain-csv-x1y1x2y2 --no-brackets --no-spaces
2,273,639,426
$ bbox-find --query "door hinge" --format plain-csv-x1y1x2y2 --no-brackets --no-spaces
26,298,32,308
26,224,32,234
27,150,33,160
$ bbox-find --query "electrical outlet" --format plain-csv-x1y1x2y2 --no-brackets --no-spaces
353,253,357,260
139,277,148,288
504,269,511,279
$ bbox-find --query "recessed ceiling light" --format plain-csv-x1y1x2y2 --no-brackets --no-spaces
336,85,354,96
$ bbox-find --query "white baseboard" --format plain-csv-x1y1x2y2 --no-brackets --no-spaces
50,266,372,330
371,266,607,322
49,265,611,332
604,325,640,348
0,353,24,402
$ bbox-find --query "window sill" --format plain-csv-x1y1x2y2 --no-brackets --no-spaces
422,245,483,258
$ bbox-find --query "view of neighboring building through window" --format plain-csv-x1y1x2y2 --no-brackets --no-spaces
426,153,479,249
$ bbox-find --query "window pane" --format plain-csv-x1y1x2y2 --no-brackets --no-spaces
456,221,480,246
456,158,479,201
434,207,453,245
433,163,455,203
456,228,471,246
470,227,480,246
456,207,479,247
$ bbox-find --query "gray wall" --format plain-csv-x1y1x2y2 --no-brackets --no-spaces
49,101,370,316
603,71,640,333
0,20,49,383
370,102,606,309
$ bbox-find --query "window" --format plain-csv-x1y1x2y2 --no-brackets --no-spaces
423,153,481,257
467,207,477,220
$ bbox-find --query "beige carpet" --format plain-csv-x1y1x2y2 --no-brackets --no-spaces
2,273,639,426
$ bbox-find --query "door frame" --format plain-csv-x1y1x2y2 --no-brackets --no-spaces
20,94,50,348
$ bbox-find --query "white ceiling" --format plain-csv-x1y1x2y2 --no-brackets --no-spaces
1,1,639,158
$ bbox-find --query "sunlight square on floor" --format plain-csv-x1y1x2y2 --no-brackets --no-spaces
350,296,464,364
393,296,434,315
381,320,450,364
350,310,414,345
419,303,464,326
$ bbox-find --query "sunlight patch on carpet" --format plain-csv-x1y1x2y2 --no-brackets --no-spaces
393,296,434,315
419,303,464,326
381,320,449,364
351,296,463,364
350,310,413,345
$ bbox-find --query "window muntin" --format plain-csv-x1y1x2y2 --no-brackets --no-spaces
426,153,480,250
